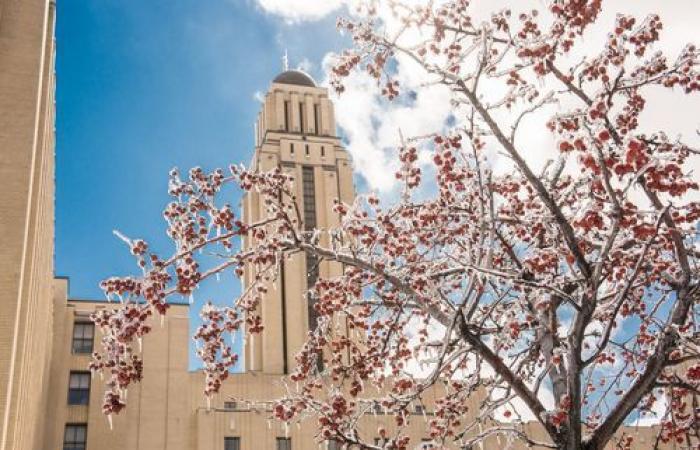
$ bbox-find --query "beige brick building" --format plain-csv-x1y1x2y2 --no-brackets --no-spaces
0,2,673,449
0,0,56,449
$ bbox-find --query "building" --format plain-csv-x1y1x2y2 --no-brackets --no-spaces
0,1,57,449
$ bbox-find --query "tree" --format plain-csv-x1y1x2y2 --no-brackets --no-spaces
90,1,700,449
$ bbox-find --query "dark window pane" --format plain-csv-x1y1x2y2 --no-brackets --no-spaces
277,437,292,450
314,104,320,135
72,322,94,354
68,372,90,405
223,401,236,410
299,102,305,133
225,437,240,450
284,101,290,131
63,424,87,450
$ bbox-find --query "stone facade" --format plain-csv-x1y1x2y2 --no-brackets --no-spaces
0,1,56,449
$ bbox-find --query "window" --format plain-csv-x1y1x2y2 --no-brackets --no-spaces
68,372,90,405
302,166,323,372
223,401,237,410
225,437,241,450
63,424,87,450
414,403,425,415
290,143,295,155
299,102,305,133
284,100,290,131
314,104,320,134
72,322,94,354
277,437,292,450
320,146,325,158
327,440,341,450
305,144,310,157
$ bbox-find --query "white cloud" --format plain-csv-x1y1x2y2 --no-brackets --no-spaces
255,0,346,22
633,392,667,427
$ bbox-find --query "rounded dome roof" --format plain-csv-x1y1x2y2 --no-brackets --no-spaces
272,70,316,87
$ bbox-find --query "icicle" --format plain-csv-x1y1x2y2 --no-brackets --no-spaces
138,337,143,352
161,315,165,328
284,422,289,438
107,414,114,430
267,419,272,430
206,396,211,410
189,293,194,304
216,272,220,282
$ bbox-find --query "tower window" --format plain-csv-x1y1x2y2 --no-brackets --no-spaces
63,424,87,450
284,100,290,132
298,102,305,133
277,438,292,450
72,322,94,354
225,437,241,450
314,104,320,135
301,166,323,372
68,371,90,405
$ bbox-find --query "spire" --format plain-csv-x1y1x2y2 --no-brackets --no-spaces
282,49,289,71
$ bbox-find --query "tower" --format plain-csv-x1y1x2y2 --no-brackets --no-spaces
241,69,355,374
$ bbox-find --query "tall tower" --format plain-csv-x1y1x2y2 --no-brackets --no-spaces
0,1,57,449
241,70,355,374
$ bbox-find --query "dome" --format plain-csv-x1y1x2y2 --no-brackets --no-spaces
272,70,316,87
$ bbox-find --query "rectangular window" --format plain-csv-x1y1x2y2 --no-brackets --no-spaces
290,143,295,155
414,404,425,415
299,102,305,133
314,103,320,135
63,424,87,450
68,371,90,405
225,437,241,450
277,437,292,450
72,322,94,354
284,100,290,131
223,401,237,410
305,144,310,157
320,146,325,158
302,166,322,372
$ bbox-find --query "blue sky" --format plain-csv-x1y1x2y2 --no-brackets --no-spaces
55,0,349,367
